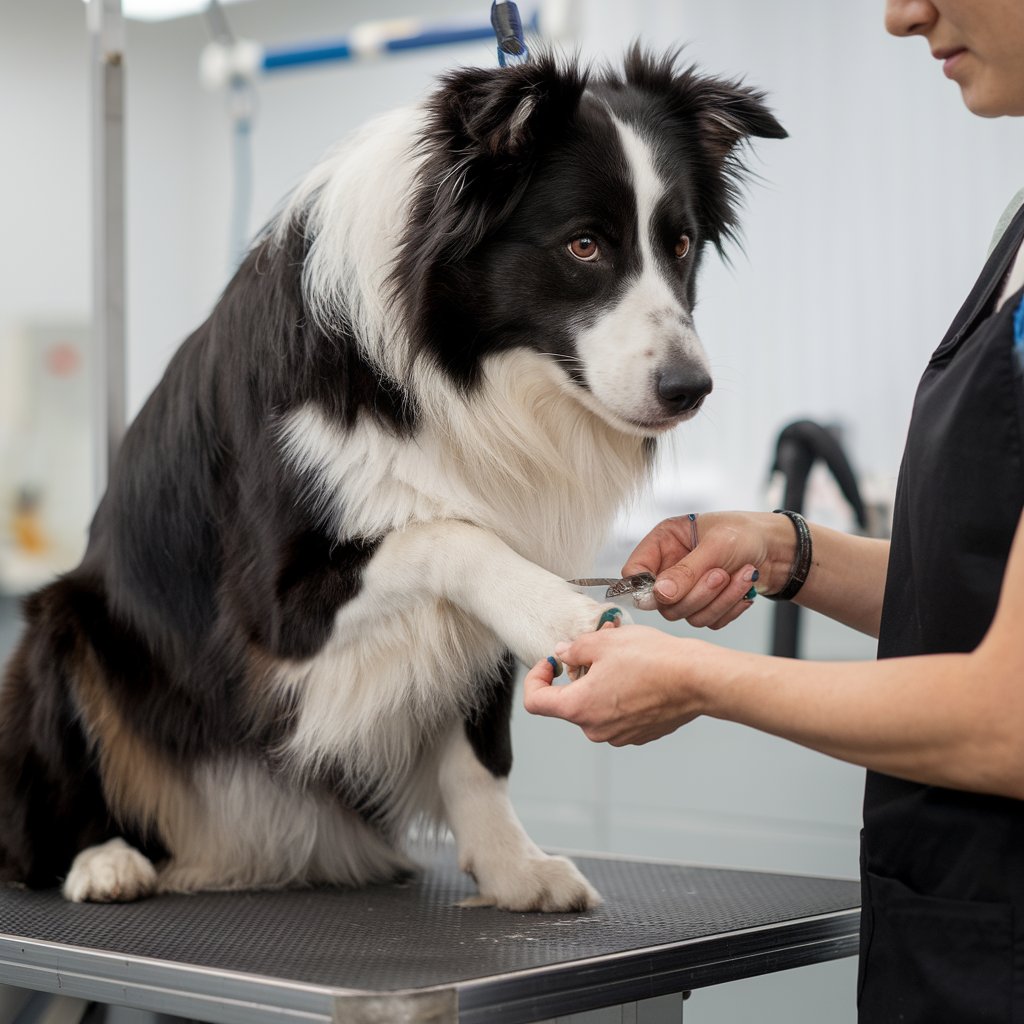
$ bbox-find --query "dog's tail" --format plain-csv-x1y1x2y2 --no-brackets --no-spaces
0,578,149,888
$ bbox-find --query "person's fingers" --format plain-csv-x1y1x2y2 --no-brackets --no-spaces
706,598,755,630
685,567,760,628
522,657,566,718
639,565,730,619
621,516,694,577
557,621,625,671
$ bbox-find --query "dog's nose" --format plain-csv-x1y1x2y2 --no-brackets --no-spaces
656,368,713,414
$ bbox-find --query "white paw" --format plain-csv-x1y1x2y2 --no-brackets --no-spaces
62,838,157,903
515,588,631,668
463,853,601,913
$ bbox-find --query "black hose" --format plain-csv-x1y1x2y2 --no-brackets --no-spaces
769,420,866,658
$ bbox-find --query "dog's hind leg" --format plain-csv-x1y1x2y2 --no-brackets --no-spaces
63,838,158,903
437,658,600,913
0,581,162,898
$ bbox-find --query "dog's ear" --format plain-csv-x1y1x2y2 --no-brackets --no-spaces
689,77,786,255
401,56,586,263
436,58,585,161
690,80,788,161
623,46,787,255
393,55,587,365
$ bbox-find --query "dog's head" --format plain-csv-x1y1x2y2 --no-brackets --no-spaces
394,47,786,436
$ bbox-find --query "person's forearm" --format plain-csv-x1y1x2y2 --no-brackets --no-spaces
764,515,890,637
698,640,1024,798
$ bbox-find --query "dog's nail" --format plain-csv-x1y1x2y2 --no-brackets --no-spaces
546,656,563,677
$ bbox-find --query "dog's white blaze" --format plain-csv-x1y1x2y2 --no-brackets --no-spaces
570,115,711,431
610,114,665,282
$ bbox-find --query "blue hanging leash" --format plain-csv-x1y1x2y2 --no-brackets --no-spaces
490,0,528,66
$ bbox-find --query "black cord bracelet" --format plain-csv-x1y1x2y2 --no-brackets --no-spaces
763,509,812,602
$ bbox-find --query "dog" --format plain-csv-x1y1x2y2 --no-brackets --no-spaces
0,47,784,910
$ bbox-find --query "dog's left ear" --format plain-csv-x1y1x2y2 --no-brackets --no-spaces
623,47,787,161
685,77,786,254
621,47,786,254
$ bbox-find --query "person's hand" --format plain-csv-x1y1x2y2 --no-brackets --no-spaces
523,623,708,746
623,511,782,627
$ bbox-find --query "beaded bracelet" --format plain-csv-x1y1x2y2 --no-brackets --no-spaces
763,509,812,602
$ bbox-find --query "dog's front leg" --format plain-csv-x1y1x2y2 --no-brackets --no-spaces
361,520,609,912
364,519,622,668
437,721,600,912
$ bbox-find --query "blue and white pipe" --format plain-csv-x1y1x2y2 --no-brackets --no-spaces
200,9,546,87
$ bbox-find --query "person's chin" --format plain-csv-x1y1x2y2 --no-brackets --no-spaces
958,80,1019,119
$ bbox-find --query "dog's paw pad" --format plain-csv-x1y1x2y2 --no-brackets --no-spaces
63,838,157,903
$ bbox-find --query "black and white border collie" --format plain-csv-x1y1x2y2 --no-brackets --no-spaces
0,48,784,910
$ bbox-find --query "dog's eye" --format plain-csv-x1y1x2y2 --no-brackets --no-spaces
568,236,600,262
674,235,691,259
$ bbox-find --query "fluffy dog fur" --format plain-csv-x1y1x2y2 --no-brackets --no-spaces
0,48,784,909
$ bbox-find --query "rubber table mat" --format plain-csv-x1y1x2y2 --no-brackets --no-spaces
0,849,859,992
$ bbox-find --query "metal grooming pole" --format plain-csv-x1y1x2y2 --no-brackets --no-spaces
88,0,126,501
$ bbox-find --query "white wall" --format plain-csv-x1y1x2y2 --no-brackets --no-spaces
4,2,1024,1021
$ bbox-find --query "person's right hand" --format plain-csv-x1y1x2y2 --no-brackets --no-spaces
622,511,785,628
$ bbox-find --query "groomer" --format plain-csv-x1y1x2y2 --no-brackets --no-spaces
524,1,1024,1019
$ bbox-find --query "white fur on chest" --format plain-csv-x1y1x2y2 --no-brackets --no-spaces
280,349,648,575
274,349,649,788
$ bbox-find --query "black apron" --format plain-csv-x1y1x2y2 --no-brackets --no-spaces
859,203,1024,1023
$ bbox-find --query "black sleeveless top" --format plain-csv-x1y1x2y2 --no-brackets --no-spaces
858,204,1024,1023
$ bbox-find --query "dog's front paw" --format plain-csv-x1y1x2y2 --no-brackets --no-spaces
462,853,601,913
514,588,631,668
63,838,157,903
556,602,631,678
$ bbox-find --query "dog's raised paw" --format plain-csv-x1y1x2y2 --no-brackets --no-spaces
62,838,157,903
470,854,601,913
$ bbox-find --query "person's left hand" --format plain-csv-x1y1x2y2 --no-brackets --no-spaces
522,624,706,746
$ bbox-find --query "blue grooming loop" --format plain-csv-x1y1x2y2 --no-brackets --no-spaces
260,5,538,74
263,24,494,71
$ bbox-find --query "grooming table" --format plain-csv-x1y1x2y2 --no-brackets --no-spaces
0,847,860,1023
